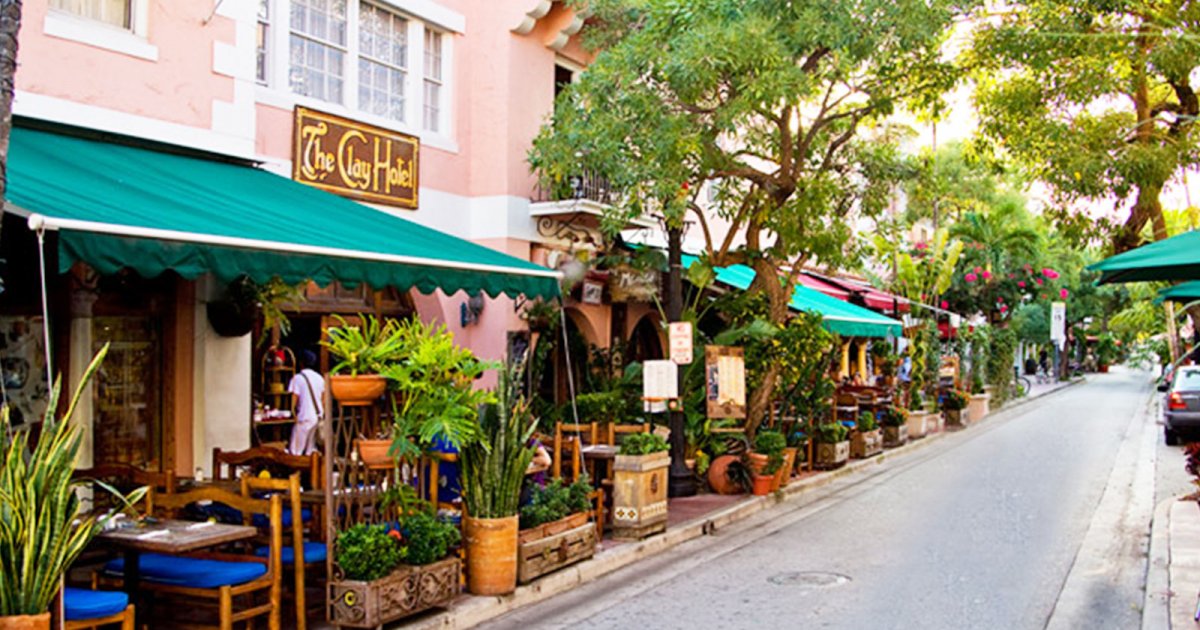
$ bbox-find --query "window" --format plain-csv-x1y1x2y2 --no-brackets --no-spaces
256,0,270,84
358,3,407,122
554,64,574,101
50,0,131,29
423,28,443,132
289,0,348,104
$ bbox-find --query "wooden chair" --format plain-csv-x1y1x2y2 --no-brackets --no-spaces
553,422,597,482
62,581,134,630
834,392,859,426
72,464,177,516
241,473,317,630
120,486,284,630
605,422,650,447
213,446,323,540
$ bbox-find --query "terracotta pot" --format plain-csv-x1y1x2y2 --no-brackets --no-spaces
769,467,782,492
706,454,743,495
746,452,769,475
0,613,50,630
751,474,773,496
778,447,797,488
464,515,519,596
355,439,393,470
1099,364,1110,373
330,374,387,406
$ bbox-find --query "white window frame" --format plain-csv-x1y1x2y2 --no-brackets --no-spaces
357,2,410,124
43,0,157,61
257,0,456,151
287,0,350,105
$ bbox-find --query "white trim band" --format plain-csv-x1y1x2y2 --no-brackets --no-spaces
25,213,562,280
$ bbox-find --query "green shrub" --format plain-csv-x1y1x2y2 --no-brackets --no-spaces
814,423,850,444
880,407,908,428
942,389,969,411
336,524,403,581
519,477,594,530
857,411,878,432
398,512,460,566
618,432,669,456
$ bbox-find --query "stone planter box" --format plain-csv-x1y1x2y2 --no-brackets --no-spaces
612,451,670,539
925,411,945,434
967,393,990,422
814,441,850,469
944,408,965,427
883,424,908,448
518,520,597,584
850,429,883,459
329,556,460,628
908,411,939,439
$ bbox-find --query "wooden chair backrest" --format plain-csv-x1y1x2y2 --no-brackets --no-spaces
241,472,308,627
834,392,860,407
606,423,650,446
151,486,282,580
73,465,175,515
213,446,322,490
552,422,597,480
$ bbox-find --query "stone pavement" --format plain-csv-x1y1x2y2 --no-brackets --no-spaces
1147,497,1200,629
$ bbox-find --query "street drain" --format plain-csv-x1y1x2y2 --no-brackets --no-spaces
768,571,852,588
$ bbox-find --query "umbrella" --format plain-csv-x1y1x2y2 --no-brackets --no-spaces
1089,230,1200,284
1155,280,1200,305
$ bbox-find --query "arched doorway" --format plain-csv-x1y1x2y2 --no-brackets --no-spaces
627,315,664,363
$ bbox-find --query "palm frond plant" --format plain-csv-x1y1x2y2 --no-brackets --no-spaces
0,345,146,618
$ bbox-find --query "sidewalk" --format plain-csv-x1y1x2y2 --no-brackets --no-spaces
392,378,1082,630
1147,498,1200,629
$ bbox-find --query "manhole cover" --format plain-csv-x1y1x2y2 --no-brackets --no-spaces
768,571,852,587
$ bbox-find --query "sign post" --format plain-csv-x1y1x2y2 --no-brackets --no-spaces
668,321,693,365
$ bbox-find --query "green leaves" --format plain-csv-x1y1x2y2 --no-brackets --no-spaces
460,363,537,519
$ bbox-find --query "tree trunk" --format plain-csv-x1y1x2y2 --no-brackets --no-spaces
0,1,21,268
743,256,792,438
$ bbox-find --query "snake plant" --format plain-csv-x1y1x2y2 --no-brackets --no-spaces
0,345,145,616
460,362,536,519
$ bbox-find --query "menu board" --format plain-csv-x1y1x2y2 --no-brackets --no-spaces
705,346,746,419
642,359,678,401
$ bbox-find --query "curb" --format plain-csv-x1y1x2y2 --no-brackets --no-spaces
408,379,1085,629
1144,498,1174,630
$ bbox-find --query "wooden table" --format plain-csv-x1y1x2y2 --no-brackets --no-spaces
581,444,618,486
95,518,257,595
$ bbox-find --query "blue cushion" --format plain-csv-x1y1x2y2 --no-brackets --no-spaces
839,420,857,429
63,587,128,621
105,553,267,588
251,507,312,529
255,541,327,564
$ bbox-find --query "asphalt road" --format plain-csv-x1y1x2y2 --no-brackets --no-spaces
481,370,1156,630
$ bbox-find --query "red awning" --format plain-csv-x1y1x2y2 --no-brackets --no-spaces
802,272,910,313
795,273,851,299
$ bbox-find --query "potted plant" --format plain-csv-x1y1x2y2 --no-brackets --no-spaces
1,347,145,630
906,391,930,439
943,389,970,427
752,430,788,491
516,478,597,583
612,432,671,539
380,318,495,469
460,362,537,596
968,373,990,421
1096,333,1118,373
328,511,462,627
813,422,851,469
880,407,909,447
850,411,883,459
324,314,406,407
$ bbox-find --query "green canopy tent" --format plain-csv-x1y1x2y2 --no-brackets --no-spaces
1089,230,1200,286
7,127,560,299
681,254,903,338
1154,281,1200,305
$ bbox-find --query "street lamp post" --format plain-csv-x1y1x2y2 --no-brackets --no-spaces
666,224,696,497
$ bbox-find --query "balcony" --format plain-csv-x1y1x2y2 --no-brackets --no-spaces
530,170,655,241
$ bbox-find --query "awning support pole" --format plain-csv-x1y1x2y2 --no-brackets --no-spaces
35,224,53,389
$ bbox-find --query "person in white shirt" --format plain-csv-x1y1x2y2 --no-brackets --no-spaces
288,350,325,455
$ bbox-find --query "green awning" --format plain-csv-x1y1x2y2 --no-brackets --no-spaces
683,255,902,338
1155,281,1200,305
7,127,560,299
1088,230,1200,285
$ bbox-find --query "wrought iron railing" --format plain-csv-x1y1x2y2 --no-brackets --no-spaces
532,169,621,206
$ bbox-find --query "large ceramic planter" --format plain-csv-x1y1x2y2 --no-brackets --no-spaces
329,557,460,628
706,454,743,495
814,441,850,470
751,473,773,496
924,411,945,434
464,515,519,596
777,447,798,488
907,412,929,439
967,393,990,422
883,425,908,448
612,451,670,540
850,429,883,459
746,452,769,476
0,614,50,630
329,374,387,406
945,408,964,427
518,518,596,584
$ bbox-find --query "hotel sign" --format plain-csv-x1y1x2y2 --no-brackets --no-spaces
292,106,419,208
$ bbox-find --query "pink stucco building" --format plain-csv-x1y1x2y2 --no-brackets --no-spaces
4,0,663,475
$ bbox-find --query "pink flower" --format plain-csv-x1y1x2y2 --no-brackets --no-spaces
964,273,978,283
1060,288,1069,299
1035,278,1044,286
982,270,992,280
1018,281,1026,288
1042,268,1059,280
997,297,1004,303
915,242,928,250
974,266,982,273
940,300,949,309
999,304,1008,312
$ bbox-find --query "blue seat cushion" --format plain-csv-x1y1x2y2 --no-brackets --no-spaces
251,507,312,528
255,541,327,564
839,420,857,429
105,554,267,588
63,587,128,621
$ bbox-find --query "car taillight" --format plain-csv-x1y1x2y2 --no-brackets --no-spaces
1170,392,1188,410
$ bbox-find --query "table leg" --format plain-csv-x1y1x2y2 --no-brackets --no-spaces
123,550,141,595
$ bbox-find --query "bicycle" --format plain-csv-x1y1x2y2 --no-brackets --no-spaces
1008,366,1032,400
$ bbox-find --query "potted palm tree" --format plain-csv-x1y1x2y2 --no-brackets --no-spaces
0,346,144,630
460,362,537,596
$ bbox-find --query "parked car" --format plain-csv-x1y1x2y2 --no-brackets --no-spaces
1163,366,1200,445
